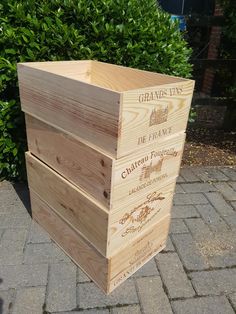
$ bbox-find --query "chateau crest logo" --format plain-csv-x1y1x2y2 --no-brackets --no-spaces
149,106,168,126
139,159,163,181
119,192,165,237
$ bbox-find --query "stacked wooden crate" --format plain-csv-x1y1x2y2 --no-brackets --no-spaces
17,60,194,293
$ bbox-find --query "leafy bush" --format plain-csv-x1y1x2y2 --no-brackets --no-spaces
0,0,192,180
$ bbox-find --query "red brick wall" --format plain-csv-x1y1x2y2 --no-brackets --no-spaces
201,3,223,95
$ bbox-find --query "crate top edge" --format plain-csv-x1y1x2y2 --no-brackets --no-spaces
17,60,194,93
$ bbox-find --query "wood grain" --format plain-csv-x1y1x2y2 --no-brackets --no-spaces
26,115,183,211
30,190,108,292
18,60,194,158
112,133,185,209
26,152,109,255
18,62,120,156
26,152,175,257
107,181,175,256
108,215,170,292
118,80,194,157
30,190,170,294
26,115,112,208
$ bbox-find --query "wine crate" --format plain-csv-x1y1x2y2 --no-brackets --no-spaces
25,115,184,210
18,60,194,158
26,152,175,257
30,190,170,294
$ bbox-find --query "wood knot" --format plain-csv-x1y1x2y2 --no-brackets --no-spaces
103,190,108,199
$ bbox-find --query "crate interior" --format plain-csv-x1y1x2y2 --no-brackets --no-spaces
26,60,187,92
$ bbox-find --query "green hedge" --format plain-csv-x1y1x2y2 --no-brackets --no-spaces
0,0,192,181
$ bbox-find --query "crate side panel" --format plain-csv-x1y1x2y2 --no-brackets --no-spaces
26,115,113,208
26,153,108,256
30,191,108,293
18,65,120,156
112,133,185,209
107,181,175,256
108,215,170,292
119,80,194,157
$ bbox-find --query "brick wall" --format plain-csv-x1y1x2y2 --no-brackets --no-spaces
201,3,223,95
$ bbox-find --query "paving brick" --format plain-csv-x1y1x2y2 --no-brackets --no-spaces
181,183,217,193
23,242,70,264
162,236,175,252
0,185,28,216
56,311,109,314
0,180,13,191
172,296,235,314
180,168,200,182
78,280,138,309
0,228,27,265
77,269,92,283
184,218,211,238
230,201,236,210
0,264,48,290
228,292,236,310
27,221,51,244
112,305,142,314
156,253,195,299
190,269,236,295
229,181,236,191
205,192,234,216
173,193,209,205
170,219,189,234
0,289,15,314
214,182,236,201
224,215,236,229
176,175,185,183
188,224,236,269
136,277,172,314
175,185,185,193
192,168,229,182
132,258,159,277
0,214,31,229
0,229,4,240
172,233,208,271
12,287,46,314
220,168,236,181
172,205,200,219
46,262,76,312
196,204,229,231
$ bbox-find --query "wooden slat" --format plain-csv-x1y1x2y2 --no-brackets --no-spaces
26,152,175,257
30,190,169,294
92,61,187,91
18,61,194,158
108,180,175,257
30,190,109,293
25,115,184,211
112,133,185,209
26,152,109,255
108,215,170,292
25,114,113,208
118,80,194,157
18,62,120,156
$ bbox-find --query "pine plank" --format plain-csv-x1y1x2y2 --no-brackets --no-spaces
30,190,170,294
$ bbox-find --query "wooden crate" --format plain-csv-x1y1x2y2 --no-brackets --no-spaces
30,190,170,294
25,115,184,210
18,60,194,158
26,152,175,257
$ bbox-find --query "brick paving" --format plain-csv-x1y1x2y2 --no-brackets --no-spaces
0,166,236,314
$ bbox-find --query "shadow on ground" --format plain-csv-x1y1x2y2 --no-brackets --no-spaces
0,278,3,314
13,183,31,217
